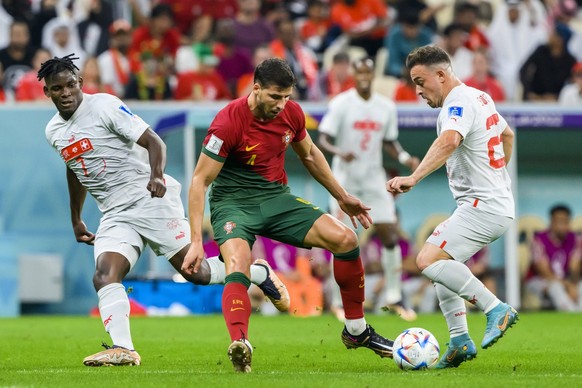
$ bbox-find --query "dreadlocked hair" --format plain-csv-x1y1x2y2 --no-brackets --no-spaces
37,53,80,81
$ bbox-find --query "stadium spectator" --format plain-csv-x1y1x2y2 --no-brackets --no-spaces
174,45,232,101
38,54,287,367
232,0,275,58
299,0,332,57
384,9,433,78
463,48,506,102
390,0,446,33
214,18,254,97
42,17,87,69
330,0,389,57
0,2,14,49
79,57,115,95
30,0,58,49
76,0,114,57
393,66,422,102
270,18,320,100
318,57,420,321
0,20,36,99
525,204,582,311
128,4,181,73
438,23,473,82
236,44,273,98
124,53,173,101
319,51,355,99
558,61,582,105
97,20,132,98
486,0,549,101
388,45,518,368
15,47,51,101
183,58,396,373
162,0,238,43
519,22,576,101
454,1,489,52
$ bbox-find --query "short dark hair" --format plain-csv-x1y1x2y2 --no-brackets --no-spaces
332,52,350,64
150,3,174,19
405,45,451,71
443,23,466,37
254,58,296,89
550,204,572,218
37,53,79,81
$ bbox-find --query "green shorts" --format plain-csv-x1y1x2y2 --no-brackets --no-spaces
210,193,326,248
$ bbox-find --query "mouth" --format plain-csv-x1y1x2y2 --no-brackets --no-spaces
60,100,74,108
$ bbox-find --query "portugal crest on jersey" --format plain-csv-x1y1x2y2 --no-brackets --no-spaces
223,221,237,234
282,130,292,148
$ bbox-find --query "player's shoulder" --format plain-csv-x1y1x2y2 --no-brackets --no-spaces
371,92,396,109
45,111,64,139
328,88,357,106
284,99,304,115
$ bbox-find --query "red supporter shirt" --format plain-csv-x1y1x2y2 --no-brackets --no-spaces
330,0,387,39
163,0,238,35
129,26,181,72
174,71,232,101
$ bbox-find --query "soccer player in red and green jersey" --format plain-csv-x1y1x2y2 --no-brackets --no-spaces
182,58,395,372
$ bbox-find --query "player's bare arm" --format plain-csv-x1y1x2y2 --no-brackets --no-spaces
317,133,357,162
136,128,167,198
387,130,462,193
501,125,515,165
382,140,420,171
66,167,95,245
183,153,224,274
292,132,372,229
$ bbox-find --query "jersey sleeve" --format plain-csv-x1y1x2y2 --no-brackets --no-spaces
440,98,474,138
100,95,150,142
382,99,399,141
318,94,344,137
201,108,239,162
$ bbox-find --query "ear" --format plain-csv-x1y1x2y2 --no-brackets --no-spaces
436,69,447,83
252,82,261,95
43,85,50,98
78,75,84,89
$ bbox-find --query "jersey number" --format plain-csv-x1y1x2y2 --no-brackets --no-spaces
360,132,371,150
246,154,257,166
485,113,505,169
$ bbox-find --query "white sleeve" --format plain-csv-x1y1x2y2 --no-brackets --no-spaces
100,95,150,142
318,95,344,137
383,100,399,141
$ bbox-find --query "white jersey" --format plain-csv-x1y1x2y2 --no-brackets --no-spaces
45,93,152,213
438,84,514,218
319,89,398,186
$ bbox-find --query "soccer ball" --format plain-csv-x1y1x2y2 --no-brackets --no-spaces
393,327,440,370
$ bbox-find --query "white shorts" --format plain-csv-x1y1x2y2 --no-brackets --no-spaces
426,204,513,263
330,177,396,226
94,177,190,269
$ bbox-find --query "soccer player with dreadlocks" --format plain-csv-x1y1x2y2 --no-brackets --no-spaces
39,54,290,366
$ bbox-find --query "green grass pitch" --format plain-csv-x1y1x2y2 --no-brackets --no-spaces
1,312,580,387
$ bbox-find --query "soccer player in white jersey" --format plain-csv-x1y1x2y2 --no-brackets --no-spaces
387,45,519,368
318,57,419,321
39,54,289,367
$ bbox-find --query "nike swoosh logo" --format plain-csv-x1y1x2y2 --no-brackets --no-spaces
245,144,260,151
446,349,458,362
230,307,245,312
497,311,510,331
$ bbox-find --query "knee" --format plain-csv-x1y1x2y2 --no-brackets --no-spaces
226,254,251,273
93,268,120,291
416,249,438,272
332,228,359,253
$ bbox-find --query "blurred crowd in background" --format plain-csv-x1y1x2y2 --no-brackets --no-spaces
0,0,581,105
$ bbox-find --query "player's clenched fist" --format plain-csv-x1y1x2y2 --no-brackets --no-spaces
386,176,418,194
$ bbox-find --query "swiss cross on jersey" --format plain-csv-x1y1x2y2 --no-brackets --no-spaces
61,138,94,162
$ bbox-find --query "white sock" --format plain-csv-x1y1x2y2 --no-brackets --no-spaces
345,317,367,336
206,256,268,285
250,264,268,285
435,283,468,338
206,256,226,284
547,280,576,311
422,260,500,313
381,245,403,305
97,283,134,350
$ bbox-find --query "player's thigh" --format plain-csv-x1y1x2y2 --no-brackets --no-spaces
425,205,512,263
258,193,329,248
303,213,358,253
124,185,191,260
95,217,144,270
210,204,262,248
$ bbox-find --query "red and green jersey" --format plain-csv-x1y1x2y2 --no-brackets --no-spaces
201,97,307,205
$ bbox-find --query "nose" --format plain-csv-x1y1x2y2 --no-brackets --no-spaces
62,86,72,97
416,85,423,96
276,99,286,111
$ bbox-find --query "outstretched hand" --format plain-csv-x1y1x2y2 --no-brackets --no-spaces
386,175,418,194
73,221,95,245
338,194,373,229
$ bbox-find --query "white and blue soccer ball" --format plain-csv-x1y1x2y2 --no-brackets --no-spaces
393,327,440,370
